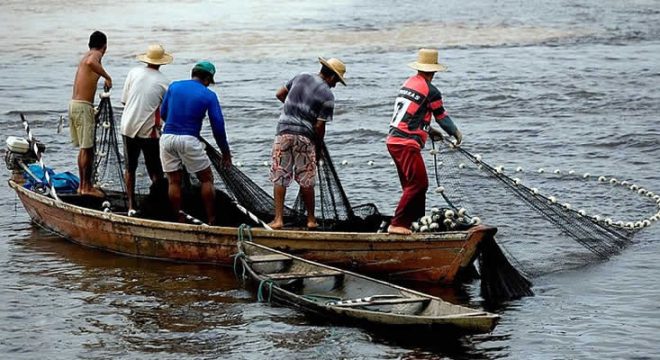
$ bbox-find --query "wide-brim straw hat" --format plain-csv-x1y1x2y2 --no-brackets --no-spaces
408,48,447,73
319,57,347,85
137,44,173,65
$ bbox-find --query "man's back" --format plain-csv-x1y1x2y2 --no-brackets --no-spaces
72,50,102,102
120,66,169,138
161,79,218,136
277,73,334,138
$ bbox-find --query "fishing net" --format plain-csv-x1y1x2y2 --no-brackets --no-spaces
87,95,660,302
407,138,657,302
203,139,382,231
89,93,380,231
202,138,298,222
428,139,659,265
92,94,127,202
91,94,169,212
292,142,382,231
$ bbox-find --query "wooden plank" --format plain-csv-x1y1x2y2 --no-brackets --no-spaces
265,270,344,280
247,254,292,263
329,297,430,307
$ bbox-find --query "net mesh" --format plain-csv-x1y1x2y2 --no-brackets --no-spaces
90,96,653,249
87,96,379,232
293,142,381,231
429,139,654,262
203,138,382,231
202,138,297,222
92,96,126,203
86,97,658,301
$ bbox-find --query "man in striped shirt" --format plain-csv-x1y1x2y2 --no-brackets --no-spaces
386,49,463,235
269,57,347,230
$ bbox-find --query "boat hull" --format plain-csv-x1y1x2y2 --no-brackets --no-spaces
10,180,495,284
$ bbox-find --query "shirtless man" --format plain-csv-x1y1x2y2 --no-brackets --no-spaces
69,30,112,197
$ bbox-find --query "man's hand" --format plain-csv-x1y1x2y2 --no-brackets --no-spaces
428,126,444,142
104,77,113,90
453,129,463,146
275,86,288,103
222,152,232,169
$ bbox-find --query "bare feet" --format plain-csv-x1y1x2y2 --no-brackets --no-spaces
387,225,412,235
306,222,319,230
79,187,105,198
177,212,187,223
268,221,283,230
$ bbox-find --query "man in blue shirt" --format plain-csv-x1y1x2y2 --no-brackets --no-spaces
159,61,232,225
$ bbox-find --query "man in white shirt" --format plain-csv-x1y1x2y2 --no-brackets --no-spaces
120,44,172,214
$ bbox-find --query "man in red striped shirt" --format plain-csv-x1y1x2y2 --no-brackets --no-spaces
386,48,463,235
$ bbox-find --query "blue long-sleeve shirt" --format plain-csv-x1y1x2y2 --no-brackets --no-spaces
161,79,230,154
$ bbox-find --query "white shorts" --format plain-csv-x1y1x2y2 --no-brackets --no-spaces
159,134,211,174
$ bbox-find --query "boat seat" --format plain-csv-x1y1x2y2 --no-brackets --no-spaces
265,270,344,281
328,295,430,307
247,254,292,263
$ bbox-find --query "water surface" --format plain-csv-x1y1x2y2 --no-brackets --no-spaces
1,0,659,359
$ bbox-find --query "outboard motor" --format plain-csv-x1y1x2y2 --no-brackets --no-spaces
5,136,45,183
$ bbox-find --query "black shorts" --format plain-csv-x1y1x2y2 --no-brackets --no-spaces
123,135,163,176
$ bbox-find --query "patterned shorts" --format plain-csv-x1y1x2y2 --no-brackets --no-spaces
269,134,316,188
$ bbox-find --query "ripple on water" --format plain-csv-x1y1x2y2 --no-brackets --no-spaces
1,0,660,358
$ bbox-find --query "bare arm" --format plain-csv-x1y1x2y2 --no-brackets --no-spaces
314,119,326,146
275,86,288,103
435,115,462,145
85,52,112,89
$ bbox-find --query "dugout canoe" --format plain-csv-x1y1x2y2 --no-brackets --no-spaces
237,240,499,334
8,179,495,284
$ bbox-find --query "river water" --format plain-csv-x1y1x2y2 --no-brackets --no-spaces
1,0,659,359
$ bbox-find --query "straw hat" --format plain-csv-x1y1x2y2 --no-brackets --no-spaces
318,57,347,85
136,44,173,65
408,48,447,73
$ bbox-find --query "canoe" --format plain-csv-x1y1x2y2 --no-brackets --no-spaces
8,178,496,284
236,240,500,334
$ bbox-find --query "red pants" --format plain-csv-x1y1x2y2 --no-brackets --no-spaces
387,143,428,228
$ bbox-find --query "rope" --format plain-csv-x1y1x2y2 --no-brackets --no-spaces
237,224,253,242
447,143,636,258
20,113,59,201
234,224,252,279
257,279,274,302
236,224,274,302
232,251,246,279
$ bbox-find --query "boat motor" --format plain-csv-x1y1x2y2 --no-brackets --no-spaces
4,136,45,171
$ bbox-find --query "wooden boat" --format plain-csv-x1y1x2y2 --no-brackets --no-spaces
236,240,500,334
8,178,496,284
